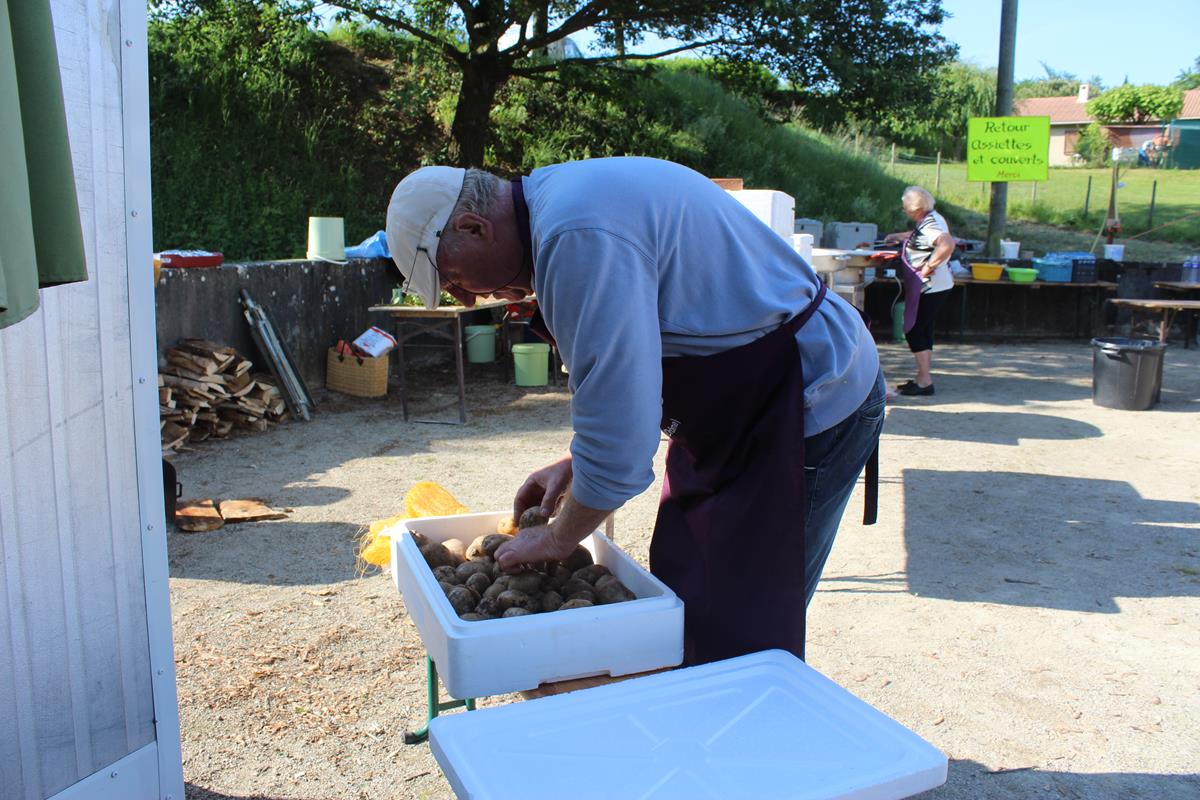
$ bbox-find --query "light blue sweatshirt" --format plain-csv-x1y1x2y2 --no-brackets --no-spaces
523,157,879,511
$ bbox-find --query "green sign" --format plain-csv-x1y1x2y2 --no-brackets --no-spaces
967,116,1050,182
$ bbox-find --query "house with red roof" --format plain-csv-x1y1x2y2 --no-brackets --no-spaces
1016,85,1200,165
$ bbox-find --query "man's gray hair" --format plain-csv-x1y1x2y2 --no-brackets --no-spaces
902,186,936,214
453,168,502,218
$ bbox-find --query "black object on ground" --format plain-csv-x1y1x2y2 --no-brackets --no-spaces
1090,337,1166,410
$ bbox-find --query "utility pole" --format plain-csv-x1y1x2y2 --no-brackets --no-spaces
985,0,1019,257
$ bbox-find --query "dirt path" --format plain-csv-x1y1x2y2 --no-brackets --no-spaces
172,342,1200,800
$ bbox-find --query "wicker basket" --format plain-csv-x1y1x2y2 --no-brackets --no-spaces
325,347,388,398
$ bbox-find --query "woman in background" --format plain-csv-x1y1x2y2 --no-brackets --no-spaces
892,186,956,396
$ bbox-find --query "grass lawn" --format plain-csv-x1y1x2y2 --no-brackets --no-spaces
888,161,1200,249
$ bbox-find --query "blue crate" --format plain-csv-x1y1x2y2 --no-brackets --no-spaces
1045,250,1096,264
1033,257,1073,282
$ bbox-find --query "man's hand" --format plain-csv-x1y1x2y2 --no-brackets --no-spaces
494,524,577,571
513,456,573,521
497,486,615,573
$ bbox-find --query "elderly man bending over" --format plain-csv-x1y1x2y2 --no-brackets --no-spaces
385,157,884,665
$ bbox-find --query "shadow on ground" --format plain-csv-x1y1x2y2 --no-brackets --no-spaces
885,408,1102,445
932,759,1200,800
901,470,1200,612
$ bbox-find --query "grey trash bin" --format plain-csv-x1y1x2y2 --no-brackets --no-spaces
1090,337,1166,410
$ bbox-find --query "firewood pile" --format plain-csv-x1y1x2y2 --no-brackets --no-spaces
159,339,289,453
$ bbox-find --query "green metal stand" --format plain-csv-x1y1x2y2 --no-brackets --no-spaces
404,655,476,744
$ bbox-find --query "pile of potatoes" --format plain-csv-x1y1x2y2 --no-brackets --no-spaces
413,508,637,621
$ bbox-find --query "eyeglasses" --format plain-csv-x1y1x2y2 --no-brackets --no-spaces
404,238,524,301
402,242,472,300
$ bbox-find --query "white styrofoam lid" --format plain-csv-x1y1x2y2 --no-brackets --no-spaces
429,649,947,800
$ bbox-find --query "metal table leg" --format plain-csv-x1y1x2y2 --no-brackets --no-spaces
404,655,476,745
395,320,409,421
454,318,467,424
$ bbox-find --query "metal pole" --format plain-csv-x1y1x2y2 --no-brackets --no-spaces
1148,180,1157,228
890,142,896,170
935,151,942,194
985,0,1019,257
1083,175,1092,216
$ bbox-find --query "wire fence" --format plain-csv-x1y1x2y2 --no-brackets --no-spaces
859,146,1200,242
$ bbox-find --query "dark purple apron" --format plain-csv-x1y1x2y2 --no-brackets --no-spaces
897,225,930,333
651,286,826,666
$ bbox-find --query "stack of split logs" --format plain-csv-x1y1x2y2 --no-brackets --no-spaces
159,338,289,453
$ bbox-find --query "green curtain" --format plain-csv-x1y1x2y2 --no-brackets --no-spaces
0,0,87,330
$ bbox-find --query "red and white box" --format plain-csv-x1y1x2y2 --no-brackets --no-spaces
352,326,397,358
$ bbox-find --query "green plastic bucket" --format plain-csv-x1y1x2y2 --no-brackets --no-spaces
464,325,496,363
512,342,549,386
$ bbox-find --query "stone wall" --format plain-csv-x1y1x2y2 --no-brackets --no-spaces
155,258,401,388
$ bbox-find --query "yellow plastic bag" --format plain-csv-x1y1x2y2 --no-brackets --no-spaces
357,483,468,570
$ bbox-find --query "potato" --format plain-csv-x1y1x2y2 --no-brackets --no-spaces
497,589,539,613
571,564,612,585
419,541,457,570
455,561,491,581
558,598,594,610
593,574,636,604
518,506,550,529
442,538,467,564
466,533,513,560
446,585,478,616
505,570,543,595
432,565,461,585
565,589,596,605
476,597,501,618
496,517,518,535
410,531,431,548
502,607,532,618
549,564,572,585
540,590,564,612
481,582,506,603
561,545,593,573
560,578,594,598
438,580,456,596
465,571,492,596
460,612,488,621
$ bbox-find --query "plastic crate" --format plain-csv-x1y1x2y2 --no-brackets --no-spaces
1033,257,1073,282
1072,261,1098,282
822,221,878,250
794,217,823,241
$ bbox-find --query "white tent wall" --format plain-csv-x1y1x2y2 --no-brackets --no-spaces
0,2,182,799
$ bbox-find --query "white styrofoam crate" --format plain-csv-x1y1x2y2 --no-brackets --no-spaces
727,189,795,240
391,511,684,699
430,649,948,800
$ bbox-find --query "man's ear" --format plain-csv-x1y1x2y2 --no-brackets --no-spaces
451,212,492,241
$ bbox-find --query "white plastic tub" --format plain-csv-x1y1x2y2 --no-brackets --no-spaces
391,511,685,699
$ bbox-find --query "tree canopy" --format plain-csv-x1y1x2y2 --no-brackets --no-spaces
1086,84,1185,124
316,0,955,165
1014,63,1103,102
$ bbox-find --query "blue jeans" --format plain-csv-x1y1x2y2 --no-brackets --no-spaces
803,367,886,605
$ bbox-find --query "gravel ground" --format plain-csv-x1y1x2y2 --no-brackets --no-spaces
171,341,1200,800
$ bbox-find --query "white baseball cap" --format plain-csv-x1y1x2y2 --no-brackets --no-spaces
385,166,466,309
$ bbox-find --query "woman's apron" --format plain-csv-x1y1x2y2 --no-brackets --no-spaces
896,227,928,333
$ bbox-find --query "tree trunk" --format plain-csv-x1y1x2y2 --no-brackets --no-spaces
449,60,503,167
